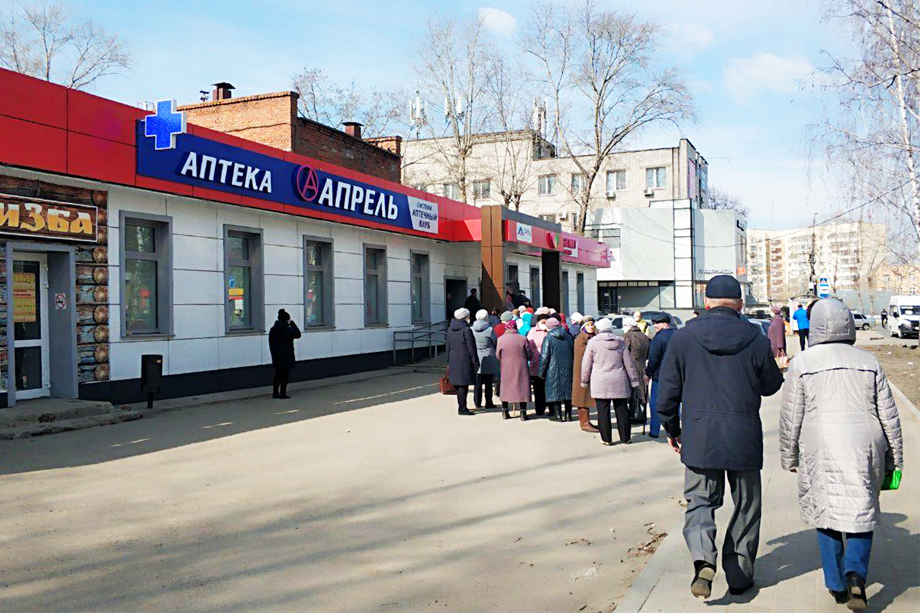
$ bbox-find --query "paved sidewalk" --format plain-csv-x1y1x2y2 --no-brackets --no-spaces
617,391,920,613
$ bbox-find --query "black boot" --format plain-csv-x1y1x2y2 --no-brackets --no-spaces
691,561,716,599
830,590,849,605
502,408,510,420
565,406,573,422
519,403,528,421
845,572,867,611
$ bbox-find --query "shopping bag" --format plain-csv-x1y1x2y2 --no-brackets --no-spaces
774,350,789,370
882,468,902,491
439,368,456,395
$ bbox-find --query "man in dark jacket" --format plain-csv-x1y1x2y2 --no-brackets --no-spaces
656,275,783,599
463,289,482,315
645,313,674,439
268,309,302,399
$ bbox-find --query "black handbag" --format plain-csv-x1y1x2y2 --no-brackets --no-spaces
628,386,647,425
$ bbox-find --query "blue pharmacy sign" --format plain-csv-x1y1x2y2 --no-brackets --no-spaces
136,103,439,235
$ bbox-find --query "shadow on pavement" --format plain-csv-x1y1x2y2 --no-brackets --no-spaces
0,371,442,476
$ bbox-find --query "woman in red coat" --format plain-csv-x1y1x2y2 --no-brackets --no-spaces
496,321,533,420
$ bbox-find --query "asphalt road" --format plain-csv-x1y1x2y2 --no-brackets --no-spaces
0,372,687,613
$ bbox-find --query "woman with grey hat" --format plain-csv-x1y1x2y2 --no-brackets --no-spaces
471,309,499,409
780,299,903,610
446,307,479,416
580,317,640,445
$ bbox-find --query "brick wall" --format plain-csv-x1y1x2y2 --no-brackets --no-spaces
181,93,296,152
181,92,402,183
293,118,401,183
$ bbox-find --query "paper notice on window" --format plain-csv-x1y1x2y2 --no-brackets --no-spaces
13,272,36,323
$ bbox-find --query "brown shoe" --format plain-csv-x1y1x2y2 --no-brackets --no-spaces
578,408,599,433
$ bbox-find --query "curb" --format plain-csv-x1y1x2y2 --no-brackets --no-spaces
614,514,687,613
121,367,435,416
887,380,920,422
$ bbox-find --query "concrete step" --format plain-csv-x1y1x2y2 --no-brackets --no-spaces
0,398,116,427
0,409,143,440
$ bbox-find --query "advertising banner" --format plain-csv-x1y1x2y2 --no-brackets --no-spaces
137,128,439,235
0,194,98,242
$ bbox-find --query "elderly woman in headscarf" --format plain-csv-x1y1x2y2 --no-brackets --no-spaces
622,316,651,407
768,305,787,358
446,307,479,416
527,314,551,416
571,316,599,433
496,316,533,420
540,317,576,422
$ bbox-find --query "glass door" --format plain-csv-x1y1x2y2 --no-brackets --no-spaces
13,254,50,400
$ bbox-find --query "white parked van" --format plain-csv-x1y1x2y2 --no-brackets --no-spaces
888,295,920,338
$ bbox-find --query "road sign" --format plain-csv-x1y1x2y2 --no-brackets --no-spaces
55,292,66,310
818,277,831,299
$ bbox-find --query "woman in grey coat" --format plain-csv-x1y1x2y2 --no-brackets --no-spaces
581,317,640,445
471,309,499,409
780,299,903,610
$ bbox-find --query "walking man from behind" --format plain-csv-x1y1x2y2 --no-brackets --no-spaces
793,303,810,351
657,275,784,599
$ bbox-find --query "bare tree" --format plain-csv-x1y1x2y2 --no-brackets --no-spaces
0,1,129,89
523,0,694,234
477,53,541,210
707,186,750,218
815,0,920,257
291,67,405,139
409,13,495,203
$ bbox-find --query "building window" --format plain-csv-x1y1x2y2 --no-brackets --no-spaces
606,170,626,195
562,270,570,313
570,173,584,194
472,180,490,200
224,227,264,333
539,214,555,223
411,252,430,324
121,214,172,336
646,167,667,189
507,264,519,295
305,238,333,328
364,246,387,325
577,272,585,313
530,266,541,306
572,212,580,231
538,174,556,196
442,183,460,200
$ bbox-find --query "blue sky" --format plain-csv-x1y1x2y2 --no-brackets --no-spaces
71,0,850,230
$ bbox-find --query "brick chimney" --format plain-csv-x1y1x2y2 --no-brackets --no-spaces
212,82,235,101
343,121,363,140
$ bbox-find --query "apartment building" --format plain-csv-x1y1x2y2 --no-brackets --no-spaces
401,132,744,311
876,263,920,294
747,221,887,303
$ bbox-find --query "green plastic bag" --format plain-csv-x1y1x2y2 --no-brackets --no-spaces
882,469,902,491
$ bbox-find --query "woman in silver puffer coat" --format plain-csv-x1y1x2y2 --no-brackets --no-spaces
780,299,903,611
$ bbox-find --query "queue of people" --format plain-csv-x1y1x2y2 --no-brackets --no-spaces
446,276,903,611
445,302,662,444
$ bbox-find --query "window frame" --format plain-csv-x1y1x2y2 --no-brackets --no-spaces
120,211,173,339
472,180,490,200
223,225,264,334
570,173,584,195
606,170,626,196
576,272,585,313
646,167,667,189
304,236,334,330
364,244,388,326
410,250,431,324
562,270,570,313
442,183,460,200
538,174,557,196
